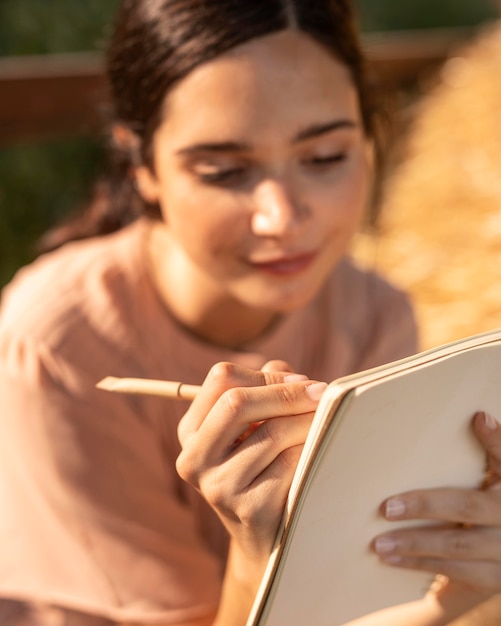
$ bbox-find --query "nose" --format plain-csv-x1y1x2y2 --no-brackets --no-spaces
251,178,308,237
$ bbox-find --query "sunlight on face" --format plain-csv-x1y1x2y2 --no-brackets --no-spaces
138,30,372,344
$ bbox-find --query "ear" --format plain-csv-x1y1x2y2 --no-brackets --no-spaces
112,123,141,160
111,123,161,204
135,165,161,204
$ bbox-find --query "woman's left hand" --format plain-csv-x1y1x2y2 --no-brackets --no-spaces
373,411,501,604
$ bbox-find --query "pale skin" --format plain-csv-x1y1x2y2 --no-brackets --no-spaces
124,29,501,626
137,29,371,348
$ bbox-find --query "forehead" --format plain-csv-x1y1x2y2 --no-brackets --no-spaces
157,30,360,146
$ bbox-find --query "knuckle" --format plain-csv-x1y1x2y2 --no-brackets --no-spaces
221,387,249,418
176,415,190,445
202,474,225,509
258,418,283,447
276,445,303,474
233,493,257,528
207,361,241,388
458,491,482,523
446,529,472,556
275,384,298,410
200,472,240,522
178,457,226,511
175,448,197,484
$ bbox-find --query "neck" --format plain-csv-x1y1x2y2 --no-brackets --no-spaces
177,299,281,350
144,223,280,349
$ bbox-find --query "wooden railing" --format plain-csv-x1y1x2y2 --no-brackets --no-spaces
0,27,478,146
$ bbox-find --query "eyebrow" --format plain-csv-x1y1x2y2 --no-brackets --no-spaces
176,119,357,156
177,141,251,156
292,119,357,143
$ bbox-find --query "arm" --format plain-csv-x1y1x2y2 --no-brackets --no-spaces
123,537,280,626
0,337,227,625
174,360,327,626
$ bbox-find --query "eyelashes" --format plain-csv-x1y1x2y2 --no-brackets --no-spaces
198,168,247,185
307,153,347,165
195,153,348,187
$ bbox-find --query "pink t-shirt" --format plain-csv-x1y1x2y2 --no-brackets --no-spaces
0,219,417,624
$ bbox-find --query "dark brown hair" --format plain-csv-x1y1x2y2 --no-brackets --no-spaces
40,0,381,251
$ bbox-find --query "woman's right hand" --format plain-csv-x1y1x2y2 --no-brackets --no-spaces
176,361,327,625
176,361,327,565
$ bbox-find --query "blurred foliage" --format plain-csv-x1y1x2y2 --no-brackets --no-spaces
0,0,118,55
0,1,118,286
356,0,497,31
0,0,498,287
0,140,104,287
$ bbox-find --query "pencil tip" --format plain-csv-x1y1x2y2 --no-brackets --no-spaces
96,376,119,391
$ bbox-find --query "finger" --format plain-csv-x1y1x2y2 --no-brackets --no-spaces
382,487,501,528
260,360,297,374
241,443,305,528
201,444,306,548
375,554,501,594
176,381,325,489
196,412,313,517
179,380,326,471
204,381,325,449
374,526,501,562
220,411,313,490
178,361,297,443
472,412,501,479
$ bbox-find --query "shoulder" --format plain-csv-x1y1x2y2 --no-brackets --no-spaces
330,256,414,316
0,221,151,380
328,257,419,367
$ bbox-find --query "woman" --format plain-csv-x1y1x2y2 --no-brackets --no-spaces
0,1,500,625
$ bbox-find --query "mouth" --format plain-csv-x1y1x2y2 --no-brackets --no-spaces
249,252,318,276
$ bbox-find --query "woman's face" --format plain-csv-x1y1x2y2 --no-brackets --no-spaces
139,30,372,328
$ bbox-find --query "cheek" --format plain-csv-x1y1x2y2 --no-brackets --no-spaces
159,188,248,261
315,168,369,234
335,158,371,222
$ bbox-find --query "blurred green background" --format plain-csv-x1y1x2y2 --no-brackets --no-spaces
0,0,498,287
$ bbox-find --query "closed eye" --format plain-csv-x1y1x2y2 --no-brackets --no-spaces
198,167,247,186
307,153,347,166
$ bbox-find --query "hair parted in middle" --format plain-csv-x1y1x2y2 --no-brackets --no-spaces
41,0,384,251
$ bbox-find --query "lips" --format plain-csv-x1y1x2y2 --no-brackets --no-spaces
250,252,317,276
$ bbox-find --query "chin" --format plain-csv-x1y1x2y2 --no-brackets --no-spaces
228,256,336,313
243,281,326,314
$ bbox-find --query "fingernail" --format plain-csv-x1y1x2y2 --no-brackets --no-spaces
284,374,309,383
306,382,328,401
385,498,406,519
483,412,498,431
374,536,397,554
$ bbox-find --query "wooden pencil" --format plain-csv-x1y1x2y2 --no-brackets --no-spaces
96,376,201,400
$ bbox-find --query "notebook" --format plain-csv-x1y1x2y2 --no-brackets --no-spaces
247,329,501,625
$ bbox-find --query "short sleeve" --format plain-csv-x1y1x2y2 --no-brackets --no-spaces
0,333,226,624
